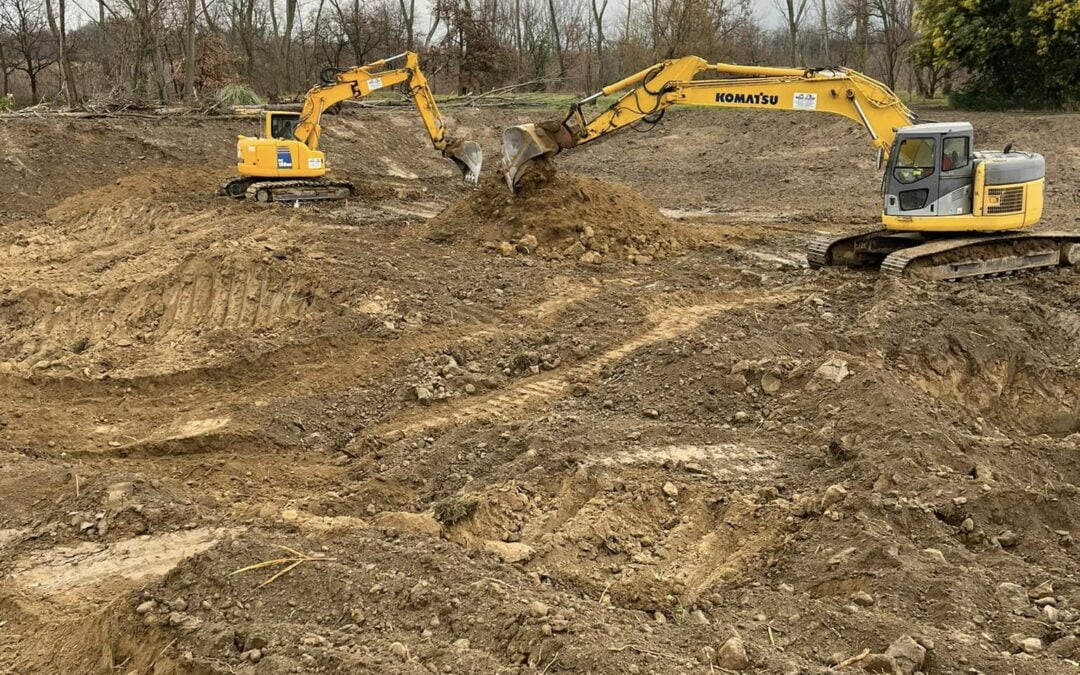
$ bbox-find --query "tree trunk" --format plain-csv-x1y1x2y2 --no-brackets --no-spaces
786,0,798,65
591,0,608,85
283,0,297,91
44,0,78,104
820,0,829,64
514,0,522,57
1,42,9,96
854,0,868,71
547,0,565,79
27,60,38,101
184,0,196,102
424,6,441,47
398,0,414,50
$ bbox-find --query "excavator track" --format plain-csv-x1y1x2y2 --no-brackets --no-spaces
244,179,356,203
220,177,257,198
807,230,1080,280
882,231,1080,280
806,230,920,269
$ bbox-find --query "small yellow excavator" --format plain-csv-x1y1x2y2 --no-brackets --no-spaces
223,51,483,203
502,56,1079,280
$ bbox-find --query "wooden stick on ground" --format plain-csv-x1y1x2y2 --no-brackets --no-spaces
832,648,871,670
231,544,337,588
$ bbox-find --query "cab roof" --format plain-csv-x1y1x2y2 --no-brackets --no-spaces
898,121,973,135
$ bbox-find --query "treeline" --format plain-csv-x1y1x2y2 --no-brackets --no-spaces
0,0,1076,109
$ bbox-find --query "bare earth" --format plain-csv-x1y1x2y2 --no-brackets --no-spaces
1,105,1079,674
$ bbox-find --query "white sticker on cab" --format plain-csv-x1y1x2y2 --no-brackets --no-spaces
308,158,323,169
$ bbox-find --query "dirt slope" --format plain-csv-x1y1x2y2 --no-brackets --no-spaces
1,105,1079,675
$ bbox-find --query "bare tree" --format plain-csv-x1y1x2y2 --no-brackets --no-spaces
817,0,829,63
398,0,414,49
42,0,77,102
773,0,809,65
0,33,16,95
183,0,196,101
870,0,912,89
589,0,608,82
0,0,55,101
547,0,564,78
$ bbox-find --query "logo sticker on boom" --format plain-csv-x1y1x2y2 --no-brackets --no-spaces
367,78,383,91
714,92,779,105
276,147,293,169
793,92,818,110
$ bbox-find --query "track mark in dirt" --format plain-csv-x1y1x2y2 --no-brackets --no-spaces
11,527,236,598
15,259,316,352
90,417,257,458
371,288,806,438
514,277,605,322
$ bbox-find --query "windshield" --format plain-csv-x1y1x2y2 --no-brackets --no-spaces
893,137,936,184
269,114,301,140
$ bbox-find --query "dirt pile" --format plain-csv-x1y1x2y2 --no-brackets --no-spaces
424,172,697,262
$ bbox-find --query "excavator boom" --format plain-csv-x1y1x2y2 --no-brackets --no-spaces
502,56,913,189
294,52,482,183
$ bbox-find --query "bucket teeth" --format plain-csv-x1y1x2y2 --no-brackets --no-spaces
445,139,483,185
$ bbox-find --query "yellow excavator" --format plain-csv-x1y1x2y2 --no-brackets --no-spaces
223,51,483,203
502,56,1079,280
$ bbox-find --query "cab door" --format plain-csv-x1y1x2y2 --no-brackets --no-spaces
936,134,974,216
884,135,941,217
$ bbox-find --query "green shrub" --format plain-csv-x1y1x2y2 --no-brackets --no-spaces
0,94,13,112
214,83,264,107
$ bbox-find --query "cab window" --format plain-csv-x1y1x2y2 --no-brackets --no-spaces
269,115,300,140
941,136,969,172
894,137,936,184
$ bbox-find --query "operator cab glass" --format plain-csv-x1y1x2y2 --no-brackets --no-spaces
894,137,935,184
265,112,302,140
941,136,969,172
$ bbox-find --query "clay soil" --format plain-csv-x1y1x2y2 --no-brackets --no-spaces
1,105,1079,675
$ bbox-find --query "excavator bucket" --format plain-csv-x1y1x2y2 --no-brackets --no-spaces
501,124,562,192
445,139,484,185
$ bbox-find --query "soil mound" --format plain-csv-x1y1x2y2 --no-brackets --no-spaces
424,172,694,260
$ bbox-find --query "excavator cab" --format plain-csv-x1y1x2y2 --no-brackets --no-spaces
884,123,975,220
882,123,1044,232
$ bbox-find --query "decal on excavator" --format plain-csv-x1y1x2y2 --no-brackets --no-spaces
713,92,780,105
276,147,292,169
793,92,817,110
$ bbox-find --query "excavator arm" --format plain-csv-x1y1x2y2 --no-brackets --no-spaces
502,56,915,189
296,51,482,183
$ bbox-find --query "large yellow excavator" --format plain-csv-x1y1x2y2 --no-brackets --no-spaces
502,56,1079,280
223,52,482,203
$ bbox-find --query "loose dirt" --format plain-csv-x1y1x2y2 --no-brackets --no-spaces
424,172,698,260
1,105,1079,674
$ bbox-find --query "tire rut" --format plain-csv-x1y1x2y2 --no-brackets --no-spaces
370,287,806,438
